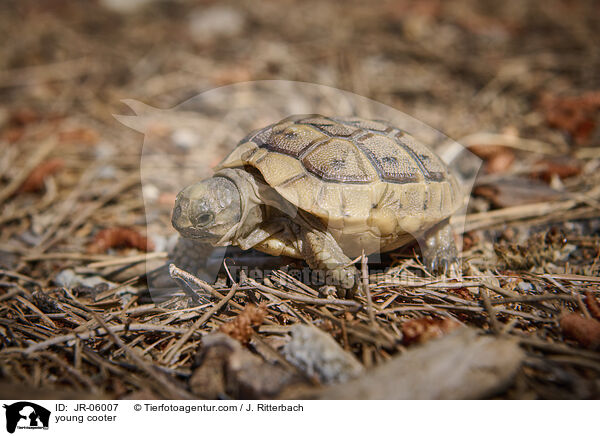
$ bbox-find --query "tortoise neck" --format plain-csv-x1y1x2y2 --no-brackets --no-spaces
213,168,264,243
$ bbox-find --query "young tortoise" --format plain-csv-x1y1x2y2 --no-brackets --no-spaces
172,115,463,298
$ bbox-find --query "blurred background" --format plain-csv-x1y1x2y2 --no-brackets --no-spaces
1,0,598,139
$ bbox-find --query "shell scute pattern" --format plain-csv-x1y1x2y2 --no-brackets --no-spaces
248,115,450,186
247,125,273,146
302,138,378,183
267,124,326,157
333,116,392,133
354,132,423,183
217,115,460,227
300,117,359,137
394,132,447,182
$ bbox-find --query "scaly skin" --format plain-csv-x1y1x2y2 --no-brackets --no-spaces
421,219,459,275
300,228,359,299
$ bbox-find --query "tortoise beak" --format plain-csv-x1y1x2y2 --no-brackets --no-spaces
171,205,192,233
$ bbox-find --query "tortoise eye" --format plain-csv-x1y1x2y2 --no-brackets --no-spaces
192,211,214,227
173,205,182,219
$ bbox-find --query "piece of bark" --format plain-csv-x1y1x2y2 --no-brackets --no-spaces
474,178,563,208
190,333,301,399
285,328,523,400
282,324,364,384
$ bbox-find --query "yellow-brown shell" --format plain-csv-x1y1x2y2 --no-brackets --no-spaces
217,115,462,246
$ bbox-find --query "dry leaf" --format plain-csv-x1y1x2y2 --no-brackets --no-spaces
402,317,460,345
585,292,600,321
58,127,99,145
9,107,39,126
19,158,64,192
462,232,479,251
219,303,267,344
539,91,600,145
448,287,474,301
3,127,24,143
485,150,515,174
560,312,600,349
468,144,515,174
468,144,511,160
530,158,582,183
87,227,154,254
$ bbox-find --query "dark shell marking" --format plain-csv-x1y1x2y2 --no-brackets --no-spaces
252,115,449,185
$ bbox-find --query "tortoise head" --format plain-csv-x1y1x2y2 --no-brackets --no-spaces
172,176,241,244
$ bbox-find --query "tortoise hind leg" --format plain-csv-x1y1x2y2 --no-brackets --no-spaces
300,228,359,299
420,218,459,276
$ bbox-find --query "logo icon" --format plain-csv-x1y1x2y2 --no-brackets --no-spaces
3,402,50,434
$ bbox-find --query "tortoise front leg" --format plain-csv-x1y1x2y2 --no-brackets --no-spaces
170,237,226,282
300,228,359,299
147,237,226,296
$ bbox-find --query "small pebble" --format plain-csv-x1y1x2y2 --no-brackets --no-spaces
54,269,136,302
143,184,160,203
188,6,245,42
517,281,533,292
150,233,178,253
171,128,200,150
97,165,117,180
54,269,111,289
99,0,157,14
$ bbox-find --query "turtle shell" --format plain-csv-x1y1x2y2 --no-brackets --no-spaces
216,115,462,239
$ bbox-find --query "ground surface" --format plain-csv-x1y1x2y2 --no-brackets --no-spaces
0,0,599,399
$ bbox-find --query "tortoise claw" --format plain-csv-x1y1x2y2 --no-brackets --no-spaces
319,266,359,299
421,219,460,277
424,251,459,276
